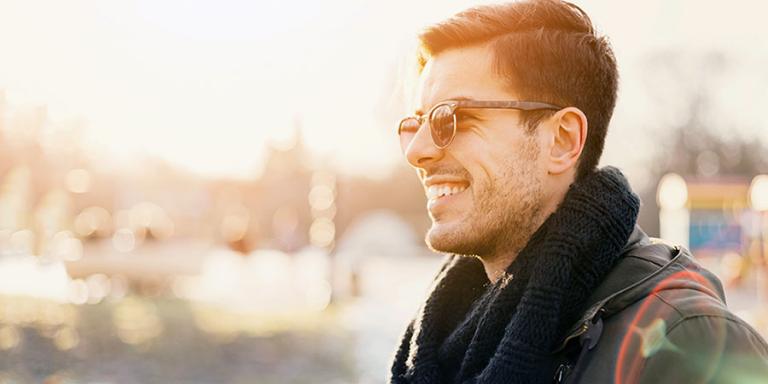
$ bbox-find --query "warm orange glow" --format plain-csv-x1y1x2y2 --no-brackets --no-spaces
0,1,766,381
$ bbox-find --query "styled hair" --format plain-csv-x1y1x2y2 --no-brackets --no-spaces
418,0,618,180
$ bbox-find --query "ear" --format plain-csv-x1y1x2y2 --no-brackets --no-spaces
546,107,588,175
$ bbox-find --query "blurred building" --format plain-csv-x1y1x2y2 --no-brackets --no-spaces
0,93,433,297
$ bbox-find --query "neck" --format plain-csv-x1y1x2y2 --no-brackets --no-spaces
481,255,517,283
480,181,569,283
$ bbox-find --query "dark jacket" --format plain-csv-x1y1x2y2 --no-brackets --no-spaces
553,227,768,383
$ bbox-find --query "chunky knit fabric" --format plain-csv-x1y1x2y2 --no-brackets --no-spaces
390,167,640,384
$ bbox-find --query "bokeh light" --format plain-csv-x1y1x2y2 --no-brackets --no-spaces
73,206,113,238
112,229,136,253
749,175,768,211
112,297,163,346
310,218,335,248
0,325,20,350
52,327,79,351
657,173,689,210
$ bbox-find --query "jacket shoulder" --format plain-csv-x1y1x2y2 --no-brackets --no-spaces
614,245,768,383
575,238,768,383
638,312,768,383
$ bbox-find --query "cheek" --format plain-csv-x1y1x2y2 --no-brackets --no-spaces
463,165,501,204
450,135,532,193
474,151,513,189
459,157,495,197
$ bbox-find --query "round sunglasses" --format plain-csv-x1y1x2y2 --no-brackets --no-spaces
398,99,562,149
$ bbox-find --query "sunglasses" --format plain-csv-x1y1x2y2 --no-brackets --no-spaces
398,99,562,149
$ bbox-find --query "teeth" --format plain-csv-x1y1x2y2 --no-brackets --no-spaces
426,186,438,200
426,184,468,200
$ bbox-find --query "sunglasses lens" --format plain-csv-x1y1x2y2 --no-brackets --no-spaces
430,104,455,148
398,117,420,150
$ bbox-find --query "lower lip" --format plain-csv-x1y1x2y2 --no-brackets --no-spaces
427,189,468,212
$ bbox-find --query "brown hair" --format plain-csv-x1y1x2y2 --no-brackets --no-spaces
418,0,618,180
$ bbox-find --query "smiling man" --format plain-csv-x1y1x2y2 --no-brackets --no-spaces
389,1,768,383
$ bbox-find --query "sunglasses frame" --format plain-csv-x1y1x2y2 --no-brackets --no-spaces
398,99,563,149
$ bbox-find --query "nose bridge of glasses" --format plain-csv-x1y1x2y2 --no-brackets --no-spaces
400,115,428,145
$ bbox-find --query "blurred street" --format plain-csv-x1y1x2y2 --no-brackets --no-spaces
0,244,442,384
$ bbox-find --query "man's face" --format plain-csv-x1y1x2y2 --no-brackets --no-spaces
404,44,549,258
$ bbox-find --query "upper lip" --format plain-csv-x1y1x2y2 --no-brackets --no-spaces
423,176,470,188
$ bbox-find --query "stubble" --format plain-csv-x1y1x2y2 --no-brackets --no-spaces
426,135,545,262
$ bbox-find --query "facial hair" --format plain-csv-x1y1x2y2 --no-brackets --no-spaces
426,135,545,262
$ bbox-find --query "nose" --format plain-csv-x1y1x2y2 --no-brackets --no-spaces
405,121,444,168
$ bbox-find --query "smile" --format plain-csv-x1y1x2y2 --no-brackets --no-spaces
426,183,469,201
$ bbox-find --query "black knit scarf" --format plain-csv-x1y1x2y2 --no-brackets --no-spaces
390,167,640,384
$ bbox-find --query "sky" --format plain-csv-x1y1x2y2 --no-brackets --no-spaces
0,0,766,184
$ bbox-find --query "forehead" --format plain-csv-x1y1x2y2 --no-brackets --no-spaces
417,44,519,113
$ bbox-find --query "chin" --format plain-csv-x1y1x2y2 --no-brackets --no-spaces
425,221,486,256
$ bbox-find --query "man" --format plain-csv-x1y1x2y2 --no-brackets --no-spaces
389,1,768,383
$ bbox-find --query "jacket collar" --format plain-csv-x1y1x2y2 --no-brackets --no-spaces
554,225,726,353
583,225,654,306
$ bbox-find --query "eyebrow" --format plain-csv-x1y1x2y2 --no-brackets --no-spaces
414,96,474,116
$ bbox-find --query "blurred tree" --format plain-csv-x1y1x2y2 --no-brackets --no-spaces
636,51,768,236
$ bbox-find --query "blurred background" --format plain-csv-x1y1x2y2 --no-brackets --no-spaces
0,0,767,383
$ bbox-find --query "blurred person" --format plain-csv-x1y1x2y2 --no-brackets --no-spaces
390,1,768,383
